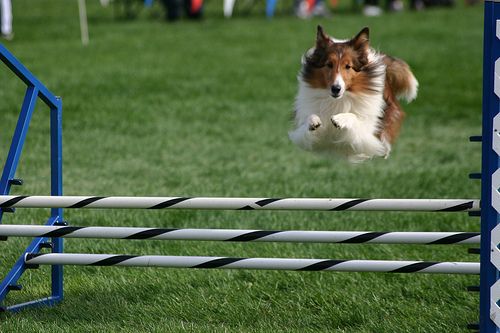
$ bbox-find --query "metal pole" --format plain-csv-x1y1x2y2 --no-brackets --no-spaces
24,253,480,275
0,196,480,212
78,0,89,45
0,225,481,245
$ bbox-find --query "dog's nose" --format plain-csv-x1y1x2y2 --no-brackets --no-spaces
330,85,341,97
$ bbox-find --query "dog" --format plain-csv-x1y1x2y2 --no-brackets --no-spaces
289,25,418,163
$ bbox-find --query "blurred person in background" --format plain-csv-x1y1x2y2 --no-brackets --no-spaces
160,0,203,21
294,0,331,18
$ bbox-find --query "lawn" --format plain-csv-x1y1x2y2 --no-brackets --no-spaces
0,0,485,331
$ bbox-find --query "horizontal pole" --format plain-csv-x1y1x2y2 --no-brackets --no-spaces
0,196,481,212
24,253,480,275
0,225,481,245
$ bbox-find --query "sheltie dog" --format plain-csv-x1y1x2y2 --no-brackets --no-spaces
289,25,418,163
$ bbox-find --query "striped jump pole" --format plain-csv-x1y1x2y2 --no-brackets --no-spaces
0,195,481,212
0,225,481,245
24,253,480,275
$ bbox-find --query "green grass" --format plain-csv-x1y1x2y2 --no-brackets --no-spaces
0,0,485,331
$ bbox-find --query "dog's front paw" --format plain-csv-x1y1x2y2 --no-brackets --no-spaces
331,113,356,129
308,115,322,131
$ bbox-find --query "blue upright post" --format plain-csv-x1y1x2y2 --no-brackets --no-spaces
50,97,64,305
481,2,500,332
0,42,64,312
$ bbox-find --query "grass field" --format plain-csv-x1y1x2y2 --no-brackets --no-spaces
0,0,486,331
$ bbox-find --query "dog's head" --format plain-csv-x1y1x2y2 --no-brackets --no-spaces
302,25,371,99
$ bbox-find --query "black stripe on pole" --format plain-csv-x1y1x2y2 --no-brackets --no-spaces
192,257,245,269
24,253,43,269
41,226,86,238
298,259,347,271
428,232,480,244
148,197,191,209
68,197,107,208
330,199,370,211
0,195,28,207
237,206,254,210
226,230,282,242
390,262,439,273
438,201,474,212
339,232,388,243
25,253,44,261
255,198,284,207
90,255,137,266
238,198,285,210
123,228,178,239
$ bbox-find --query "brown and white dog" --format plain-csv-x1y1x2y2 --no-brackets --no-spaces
289,25,418,162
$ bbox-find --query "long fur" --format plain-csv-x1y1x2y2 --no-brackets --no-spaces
289,25,418,163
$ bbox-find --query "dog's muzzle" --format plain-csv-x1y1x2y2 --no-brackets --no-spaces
330,84,342,98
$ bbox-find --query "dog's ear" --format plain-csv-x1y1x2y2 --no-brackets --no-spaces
350,27,370,67
316,25,331,49
351,27,370,51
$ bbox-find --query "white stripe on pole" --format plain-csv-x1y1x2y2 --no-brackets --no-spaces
0,196,481,212
24,253,480,274
0,225,480,244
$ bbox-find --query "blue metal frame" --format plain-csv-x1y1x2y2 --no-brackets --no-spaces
481,2,500,332
0,42,63,313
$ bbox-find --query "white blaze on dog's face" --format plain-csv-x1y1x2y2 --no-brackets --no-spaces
324,53,352,99
303,25,371,99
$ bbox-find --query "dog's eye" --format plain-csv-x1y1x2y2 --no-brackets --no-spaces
326,62,333,69
345,64,351,70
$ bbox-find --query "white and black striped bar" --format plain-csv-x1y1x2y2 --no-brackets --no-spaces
0,196,481,212
0,225,481,245
24,253,480,274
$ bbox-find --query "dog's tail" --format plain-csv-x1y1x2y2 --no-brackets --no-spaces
383,55,418,103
